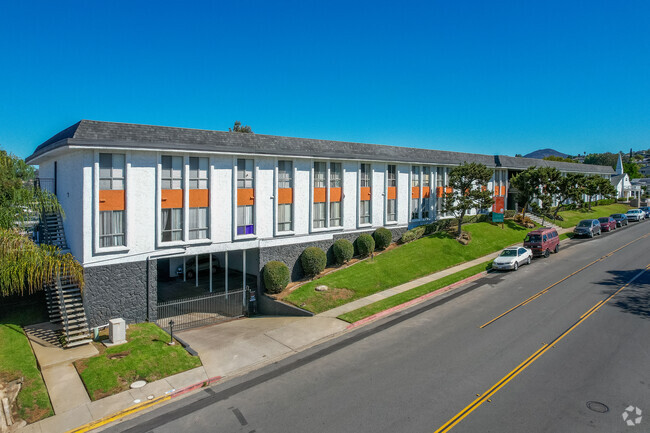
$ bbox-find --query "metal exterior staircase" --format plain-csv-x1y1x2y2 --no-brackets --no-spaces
44,274,92,347
39,211,91,347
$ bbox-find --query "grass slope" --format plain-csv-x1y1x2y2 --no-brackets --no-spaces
75,323,202,400
0,306,53,423
285,221,532,313
338,260,492,323
554,204,630,228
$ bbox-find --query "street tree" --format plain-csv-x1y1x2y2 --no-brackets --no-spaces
0,149,83,296
442,162,494,238
550,173,586,219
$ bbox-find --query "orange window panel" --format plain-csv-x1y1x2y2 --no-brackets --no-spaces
237,188,255,206
411,187,420,199
501,185,507,196
387,187,396,200
313,188,326,203
189,189,209,208
445,187,453,194
422,186,430,198
161,189,183,209
360,187,371,201
436,186,444,198
278,188,293,204
481,185,486,192
99,190,125,211
494,186,500,197
330,187,342,202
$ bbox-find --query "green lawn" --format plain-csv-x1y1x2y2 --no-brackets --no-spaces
553,203,630,228
284,221,533,314
338,260,492,323
74,323,202,400
0,305,53,424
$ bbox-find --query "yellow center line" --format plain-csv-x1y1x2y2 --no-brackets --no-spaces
479,233,649,329
435,263,650,433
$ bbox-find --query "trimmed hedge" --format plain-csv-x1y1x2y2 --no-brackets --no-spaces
355,233,375,257
373,228,392,250
263,261,290,294
300,247,327,277
333,239,354,265
400,225,426,244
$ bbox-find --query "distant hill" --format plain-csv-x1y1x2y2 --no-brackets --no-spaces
523,149,569,159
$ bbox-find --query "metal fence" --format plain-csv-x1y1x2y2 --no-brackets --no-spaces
156,289,246,332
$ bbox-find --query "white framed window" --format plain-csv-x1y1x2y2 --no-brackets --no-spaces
99,153,125,190
278,203,292,232
360,163,371,187
387,199,396,222
387,165,396,187
278,160,293,188
237,205,254,235
189,207,208,240
437,167,444,214
421,198,430,219
237,159,254,188
423,166,430,187
411,166,420,187
330,162,342,187
314,162,327,188
189,157,209,189
161,208,183,242
330,201,341,227
313,202,326,228
411,198,420,220
360,200,371,224
161,156,183,189
99,210,125,247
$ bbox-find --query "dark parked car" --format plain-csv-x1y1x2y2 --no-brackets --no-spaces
610,213,628,227
640,206,650,218
523,227,560,258
573,219,601,238
597,217,617,232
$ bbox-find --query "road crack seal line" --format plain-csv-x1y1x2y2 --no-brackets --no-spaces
479,233,649,329
435,264,650,433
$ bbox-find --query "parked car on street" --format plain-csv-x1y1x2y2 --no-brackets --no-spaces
573,219,601,238
597,217,617,232
177,254,221,279
523,227,560,258
610,213,629,227
492,247,533,271
639,206,650,218
625,209,646,222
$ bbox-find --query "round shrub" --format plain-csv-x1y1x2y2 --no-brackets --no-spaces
263,261,290,294
333,239,354,265
373,227,392,250
400,225,426,244
355,233,375,257
300,247,327,277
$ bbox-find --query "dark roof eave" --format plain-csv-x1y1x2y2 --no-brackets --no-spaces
25,138,71,164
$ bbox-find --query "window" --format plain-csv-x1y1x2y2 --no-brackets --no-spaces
237,205,254,235
161,156,183,189
330,163,342,187
360,200,371,224
189,157,208,189
314,162,326,188
313,202,326,228
99,153,125,190
360,164,371,187
237,159,254,188
387,165,396,187
161,208,183,241
411,166,420,187
189,207,208,240
278,161,293,188
422,167,430,187
99,210,124,247
387,199,396,222
278,203,292,232
330,201,341,227
411,198,419,220
437,167,445,214
421,198,430,219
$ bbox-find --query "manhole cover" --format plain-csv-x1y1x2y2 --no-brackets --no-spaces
130,380,147,389
586,401,609,413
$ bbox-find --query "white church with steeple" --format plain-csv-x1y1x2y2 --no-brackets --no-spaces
610,152,641,201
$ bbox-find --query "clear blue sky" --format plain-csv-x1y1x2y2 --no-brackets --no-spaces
1,0,649,159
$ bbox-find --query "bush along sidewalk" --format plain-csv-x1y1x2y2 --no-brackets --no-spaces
284,220,533,314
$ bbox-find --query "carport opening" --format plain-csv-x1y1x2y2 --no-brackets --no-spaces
157,249,259,303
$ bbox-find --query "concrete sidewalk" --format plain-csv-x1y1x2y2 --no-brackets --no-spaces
22,228,574,433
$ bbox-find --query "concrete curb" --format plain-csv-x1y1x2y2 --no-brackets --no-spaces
346,270,488,330
66,376,221,433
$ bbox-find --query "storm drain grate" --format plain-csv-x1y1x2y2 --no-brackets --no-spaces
586,401,609,413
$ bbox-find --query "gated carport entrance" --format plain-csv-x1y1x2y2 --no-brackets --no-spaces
156,248,259,331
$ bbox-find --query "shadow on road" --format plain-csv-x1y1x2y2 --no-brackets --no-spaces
597,268,650,319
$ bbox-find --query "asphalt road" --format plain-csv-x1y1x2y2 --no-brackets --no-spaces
106,220,650,433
